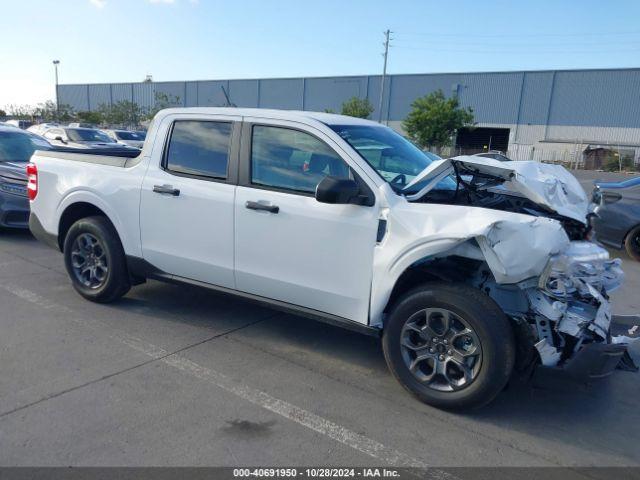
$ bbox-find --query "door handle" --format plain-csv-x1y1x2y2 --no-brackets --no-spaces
245,200,279,214
153,184,180,196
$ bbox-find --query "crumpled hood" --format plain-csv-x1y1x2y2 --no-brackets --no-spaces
404,156,590,224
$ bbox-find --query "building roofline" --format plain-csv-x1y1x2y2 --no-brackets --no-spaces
59,66,640,88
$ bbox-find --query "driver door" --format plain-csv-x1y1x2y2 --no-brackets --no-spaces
234,120,380,324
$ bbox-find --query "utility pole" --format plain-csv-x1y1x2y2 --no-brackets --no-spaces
377,29,391,123
53,60,60,117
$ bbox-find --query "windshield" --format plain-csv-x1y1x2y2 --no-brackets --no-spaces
67,128,114,143
0,130,51,163
115,131,146,141
329,124,456,194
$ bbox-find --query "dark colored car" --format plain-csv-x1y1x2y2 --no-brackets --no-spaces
0,126,52,229
591,176,640,261
473,151,512,162
43,127,138,152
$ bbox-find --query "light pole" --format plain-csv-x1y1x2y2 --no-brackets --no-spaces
53,60,60,117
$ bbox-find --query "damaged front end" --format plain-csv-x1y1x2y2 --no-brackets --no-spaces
395,156,638,380
505,241,637,380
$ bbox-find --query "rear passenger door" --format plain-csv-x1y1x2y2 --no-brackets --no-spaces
234,120,380,324
140,116,240,288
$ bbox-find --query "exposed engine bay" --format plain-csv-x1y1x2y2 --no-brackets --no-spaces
394,157,638,378
416,175,591,241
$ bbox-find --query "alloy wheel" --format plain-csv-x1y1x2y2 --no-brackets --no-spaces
400,308,483,392
70,233,109,289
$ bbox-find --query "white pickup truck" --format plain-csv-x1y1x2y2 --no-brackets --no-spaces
28,108,635,410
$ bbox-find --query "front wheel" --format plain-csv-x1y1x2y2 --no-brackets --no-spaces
383,283,515,410
624,225,640,261
63,216,131,303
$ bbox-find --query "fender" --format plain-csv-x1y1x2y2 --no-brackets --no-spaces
369,201,570,327
56,189,140,257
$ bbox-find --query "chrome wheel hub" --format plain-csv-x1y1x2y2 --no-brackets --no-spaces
400,308,483,392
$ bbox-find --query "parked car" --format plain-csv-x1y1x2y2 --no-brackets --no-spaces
27,123,60,136
103,129,146,149
28,108,633,410
42,127,136,151
591,176,640,261
5,119,34,130
473,151,512,162
0,125,52,229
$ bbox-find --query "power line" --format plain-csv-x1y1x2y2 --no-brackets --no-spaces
392,38,640,47
392,45,640,54
396,30,640,38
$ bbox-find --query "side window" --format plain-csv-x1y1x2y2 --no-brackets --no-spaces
251,126,350,194
165,121,232,179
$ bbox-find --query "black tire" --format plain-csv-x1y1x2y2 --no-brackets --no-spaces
382,283,515,410
624,225,640,262
63,215,130,303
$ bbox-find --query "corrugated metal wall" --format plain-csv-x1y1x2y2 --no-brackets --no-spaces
58,68,640,130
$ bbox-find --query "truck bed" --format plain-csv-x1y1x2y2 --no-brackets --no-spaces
36,147,141,168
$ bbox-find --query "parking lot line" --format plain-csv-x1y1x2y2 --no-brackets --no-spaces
0,282,454,477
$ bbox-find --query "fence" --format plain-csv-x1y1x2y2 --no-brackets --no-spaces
428,141,640,172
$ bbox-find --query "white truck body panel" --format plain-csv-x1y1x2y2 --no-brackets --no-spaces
31,151,146,258
27,107,620,333
139,112,242,288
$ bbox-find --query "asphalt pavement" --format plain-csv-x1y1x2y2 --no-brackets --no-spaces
0,171,639,469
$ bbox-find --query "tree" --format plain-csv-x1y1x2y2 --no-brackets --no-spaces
98,101,143,127
144,91,182,120
340,97,374,119
6,104,34,119
33,101,75,122
403,90,474,149
0,109,6,118
77,110,104,125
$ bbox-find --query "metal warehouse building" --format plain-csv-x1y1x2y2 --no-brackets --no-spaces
59,67,640,164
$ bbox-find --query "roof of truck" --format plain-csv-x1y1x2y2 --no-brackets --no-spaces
155,107,381,127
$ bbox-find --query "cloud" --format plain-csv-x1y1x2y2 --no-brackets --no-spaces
89,0,107,8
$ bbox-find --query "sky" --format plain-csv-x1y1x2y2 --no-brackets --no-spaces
2,0,640,107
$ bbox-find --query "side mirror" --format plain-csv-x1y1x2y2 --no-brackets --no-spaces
315,176,360,205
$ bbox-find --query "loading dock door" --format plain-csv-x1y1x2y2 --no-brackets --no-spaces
455,127,510,155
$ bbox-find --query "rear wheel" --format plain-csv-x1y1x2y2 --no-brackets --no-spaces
624,225,640,261
63,216,130,303
383,283,515,410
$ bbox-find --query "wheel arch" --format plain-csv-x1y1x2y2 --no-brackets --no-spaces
58,201,120,252
382,255,486,321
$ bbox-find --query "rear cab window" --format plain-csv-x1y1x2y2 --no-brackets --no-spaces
164,120,232,180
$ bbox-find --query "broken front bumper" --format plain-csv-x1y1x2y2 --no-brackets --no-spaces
538,315,640,381
528,241,639,380
559,342,627,380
